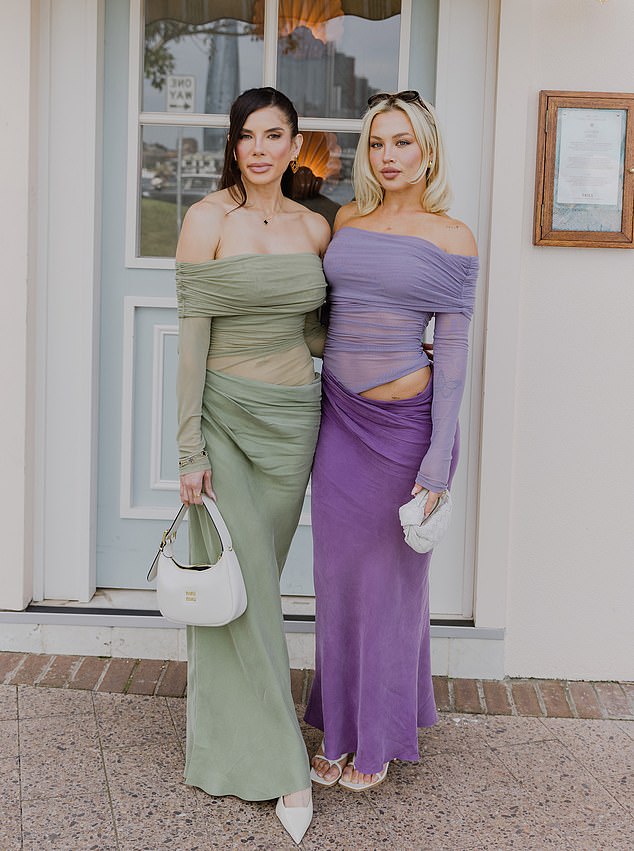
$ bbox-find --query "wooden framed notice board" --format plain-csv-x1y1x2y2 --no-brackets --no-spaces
534,90,634,248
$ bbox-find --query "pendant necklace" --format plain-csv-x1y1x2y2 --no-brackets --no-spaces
246,203,280,226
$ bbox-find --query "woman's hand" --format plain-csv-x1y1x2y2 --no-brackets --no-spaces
411,483,442,517
180,469,215,506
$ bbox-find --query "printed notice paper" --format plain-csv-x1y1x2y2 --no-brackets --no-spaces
556,108,623,206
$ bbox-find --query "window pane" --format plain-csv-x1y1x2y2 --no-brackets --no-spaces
138,125,359,256
139,124,223,257
143,0,263,114
408,0,438,103
294,131,358,226
277,1,401,118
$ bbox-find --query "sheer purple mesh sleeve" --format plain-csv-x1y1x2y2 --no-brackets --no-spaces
415,311,471,492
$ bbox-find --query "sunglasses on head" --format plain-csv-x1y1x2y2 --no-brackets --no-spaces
367,90,429,110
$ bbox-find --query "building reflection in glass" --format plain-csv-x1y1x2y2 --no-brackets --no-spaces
140,0,402,255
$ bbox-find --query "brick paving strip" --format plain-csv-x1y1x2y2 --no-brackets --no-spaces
0,651,632,720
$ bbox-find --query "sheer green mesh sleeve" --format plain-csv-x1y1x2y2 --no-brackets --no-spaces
176,317,212,475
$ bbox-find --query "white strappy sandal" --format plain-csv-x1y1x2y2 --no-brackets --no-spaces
338,758,389,792
309,745,350,788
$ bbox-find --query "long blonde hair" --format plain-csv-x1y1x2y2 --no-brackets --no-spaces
353,96,452,216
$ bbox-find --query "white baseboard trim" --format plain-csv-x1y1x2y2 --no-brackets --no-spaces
0,610,506,678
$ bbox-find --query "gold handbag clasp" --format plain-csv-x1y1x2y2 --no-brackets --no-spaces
161,529,177,549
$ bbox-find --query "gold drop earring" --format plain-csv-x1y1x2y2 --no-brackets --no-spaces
290,159,299,174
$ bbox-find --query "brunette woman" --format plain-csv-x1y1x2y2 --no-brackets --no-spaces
175,87,329,843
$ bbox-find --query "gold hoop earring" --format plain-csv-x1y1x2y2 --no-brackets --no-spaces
290,159,299,174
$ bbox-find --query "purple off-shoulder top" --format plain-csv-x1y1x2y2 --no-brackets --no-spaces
322,226,479,492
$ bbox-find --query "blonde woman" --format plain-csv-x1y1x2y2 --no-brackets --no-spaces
305,91,478,790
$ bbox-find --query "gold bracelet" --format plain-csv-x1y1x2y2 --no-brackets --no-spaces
178,450,208,469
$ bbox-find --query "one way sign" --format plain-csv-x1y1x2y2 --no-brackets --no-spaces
167,75,196,112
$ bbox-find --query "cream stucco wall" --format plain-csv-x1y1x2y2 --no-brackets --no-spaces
491,0,634,679
0,1,37,610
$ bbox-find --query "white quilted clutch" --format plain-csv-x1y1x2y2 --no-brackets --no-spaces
398,489,453,554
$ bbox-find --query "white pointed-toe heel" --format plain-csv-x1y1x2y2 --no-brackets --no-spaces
275,794,313,845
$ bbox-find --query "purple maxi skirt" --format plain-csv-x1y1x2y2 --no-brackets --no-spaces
304,367,459,775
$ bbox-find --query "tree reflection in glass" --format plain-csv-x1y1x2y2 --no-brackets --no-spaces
138,1,402,256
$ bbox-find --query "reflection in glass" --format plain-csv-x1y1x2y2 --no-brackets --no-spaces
143,0,263,115
139,125,359,256
408,0,438,103
292,131,357,227
277,0,401,118
140,125,219,257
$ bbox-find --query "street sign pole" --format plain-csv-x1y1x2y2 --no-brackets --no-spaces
176,126,183,234
166,75,196,237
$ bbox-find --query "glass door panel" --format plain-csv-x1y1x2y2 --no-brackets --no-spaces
408,0,438,101
277,0,401,118
139,124,223,257
294,129,357,226
143,0,263,114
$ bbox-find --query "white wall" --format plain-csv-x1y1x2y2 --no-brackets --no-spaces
0,2,37,610
491,0,634,679
37,0,104,601
0,1,104,612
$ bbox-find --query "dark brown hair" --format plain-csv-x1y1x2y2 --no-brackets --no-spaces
220,87,299,207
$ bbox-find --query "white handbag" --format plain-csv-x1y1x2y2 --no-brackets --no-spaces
398,489,453,554
147,496,247,626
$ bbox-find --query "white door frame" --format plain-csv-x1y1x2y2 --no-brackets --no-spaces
32,0,105,601
0,0,40,611
433,0,500,619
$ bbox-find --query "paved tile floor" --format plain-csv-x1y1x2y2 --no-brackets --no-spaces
1,684,632,850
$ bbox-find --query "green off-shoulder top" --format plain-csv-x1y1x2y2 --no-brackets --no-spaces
175,253,327,474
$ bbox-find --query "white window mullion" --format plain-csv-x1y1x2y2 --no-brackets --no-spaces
397,0,413,90
139,111,230,127
262,0,280,86
299,117,363,133
137,113,362,134
126,0,144,265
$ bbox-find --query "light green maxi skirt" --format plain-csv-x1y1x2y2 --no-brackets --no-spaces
185,368,320,801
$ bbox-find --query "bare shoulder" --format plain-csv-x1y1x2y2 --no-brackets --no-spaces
300,207,332,255
188,189,238,223
333,201,361,233
176,191,231,261
438,215,478,257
